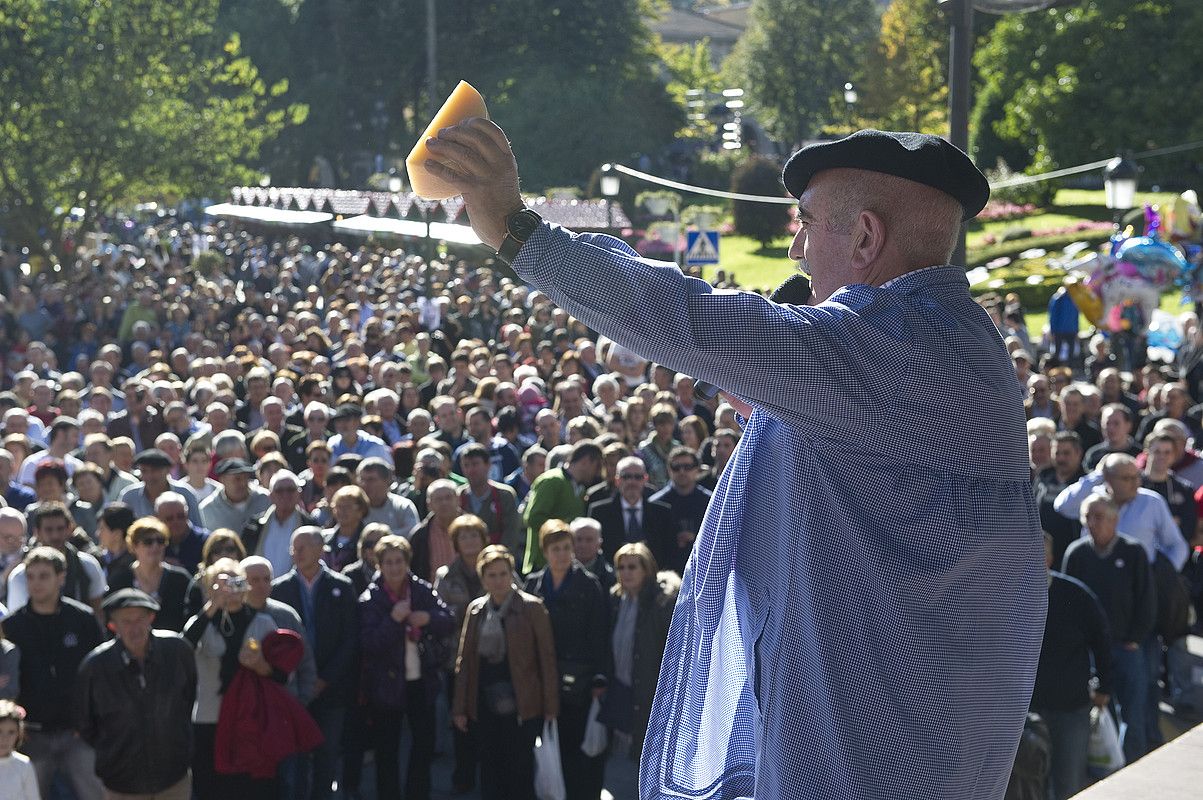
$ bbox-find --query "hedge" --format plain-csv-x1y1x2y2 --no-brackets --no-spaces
966,229,1112,268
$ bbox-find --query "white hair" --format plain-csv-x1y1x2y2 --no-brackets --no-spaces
212,430,247,460
269,469,301,491
240,555,273,578
0,507,27,529
426,478,457,500
154,491,188,512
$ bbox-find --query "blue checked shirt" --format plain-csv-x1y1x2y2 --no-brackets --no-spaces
512,224,1047,800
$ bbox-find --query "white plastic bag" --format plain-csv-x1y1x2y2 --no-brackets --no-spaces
534,719,567,800
1086,705,1125,776
581,697,608,757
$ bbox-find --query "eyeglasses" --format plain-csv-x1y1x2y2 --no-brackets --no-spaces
670,463,697,472
618,473,645,481
137,537,168,547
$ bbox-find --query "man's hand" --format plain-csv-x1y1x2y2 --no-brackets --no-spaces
423,118,525,251
453,714,469,732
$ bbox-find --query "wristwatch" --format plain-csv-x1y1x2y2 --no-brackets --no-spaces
496,208,542,265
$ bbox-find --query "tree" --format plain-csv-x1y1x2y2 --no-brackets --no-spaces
437,0,682,189
0,0,304,257
658,38,725,143
971,0,1203,182
731,157,791,246
723,0,878,149
858,0,949,134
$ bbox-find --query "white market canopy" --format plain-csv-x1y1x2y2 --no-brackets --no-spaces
204,202,333,225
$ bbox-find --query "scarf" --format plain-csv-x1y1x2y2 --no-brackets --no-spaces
479,586,518,664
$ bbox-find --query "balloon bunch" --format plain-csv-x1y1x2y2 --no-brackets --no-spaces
1064,204,1189,334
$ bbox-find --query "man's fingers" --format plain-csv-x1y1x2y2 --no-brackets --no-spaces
423,157,471,188
438,118,513,165
426,135,491,178
462,117,515,158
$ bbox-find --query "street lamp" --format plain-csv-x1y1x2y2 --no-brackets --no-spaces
600,164,620,229
388,168,403,194
1103,154,1139,226
644,193,682,267
843,82,858,133
258,172,271,188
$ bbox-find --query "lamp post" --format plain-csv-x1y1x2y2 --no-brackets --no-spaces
843,83,858,133
387,168,403,194
644,194,681,268
259,172,271,188
1102,154,1139,228
600,164,620,230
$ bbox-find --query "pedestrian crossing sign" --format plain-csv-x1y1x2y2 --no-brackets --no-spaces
685,230,720,265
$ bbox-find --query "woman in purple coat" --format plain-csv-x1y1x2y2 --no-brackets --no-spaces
359,535,454,800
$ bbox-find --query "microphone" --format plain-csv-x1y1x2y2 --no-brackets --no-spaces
694,273,812,402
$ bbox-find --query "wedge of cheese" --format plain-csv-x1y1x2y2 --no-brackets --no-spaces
405,81,489,200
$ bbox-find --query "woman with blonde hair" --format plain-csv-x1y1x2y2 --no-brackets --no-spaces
605,542,680,754
454,545,558,799
106,516,192,631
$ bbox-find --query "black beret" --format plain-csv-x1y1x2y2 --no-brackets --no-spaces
781,129,990,221
133,448,172,468
215,458,255,476
331,403,363,422
103,588,160,614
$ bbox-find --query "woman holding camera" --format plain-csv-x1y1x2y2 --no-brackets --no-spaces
454,545,559,800
183,557,279,799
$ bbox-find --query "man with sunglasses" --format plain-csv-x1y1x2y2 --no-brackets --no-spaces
588,456,674,571
650,446,712,575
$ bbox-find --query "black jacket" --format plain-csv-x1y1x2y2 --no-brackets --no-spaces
76,632,197,794
1031,572,1113,711
105,564,193,632
1063,535,1156,645
609,572,680,752
588,494,676,569
524,564,610,707
271,566,360,703
5,598,104,731
241,507,316,558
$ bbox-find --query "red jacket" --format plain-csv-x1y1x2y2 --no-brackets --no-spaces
214,630,322,778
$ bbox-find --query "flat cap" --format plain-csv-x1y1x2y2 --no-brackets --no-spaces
103,588,160,614
782,129,990,221
133,448,173,468
331,403,363,422
215,458,255,476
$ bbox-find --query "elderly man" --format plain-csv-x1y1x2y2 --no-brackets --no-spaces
1054,453,1188,570
522,440,603,573
1063,494,1156,764
241,470,315,577
119,448,203,525
271,527,358,800
570,516,615,590
425,122,1046,798
588,454,674,569
199,457,271,534
81,434,137,505
154,491,209,575
356,457,420,537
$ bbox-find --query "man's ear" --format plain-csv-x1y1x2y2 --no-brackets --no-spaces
106,620,116,634
850,210,886,273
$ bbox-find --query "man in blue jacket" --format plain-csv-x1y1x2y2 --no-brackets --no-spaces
423,122,1047,799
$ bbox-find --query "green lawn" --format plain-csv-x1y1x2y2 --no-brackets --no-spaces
705,188,1185,293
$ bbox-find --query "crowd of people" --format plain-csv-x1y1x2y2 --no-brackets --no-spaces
0,221,733,799
0,219,1200,800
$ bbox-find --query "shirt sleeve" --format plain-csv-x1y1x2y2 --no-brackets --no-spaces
511,225,910,431
5,565,27,613
1053,472,1103,520
1150,494,1189,570
79,554,106,601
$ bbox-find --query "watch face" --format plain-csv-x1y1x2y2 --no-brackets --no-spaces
509,210,540,240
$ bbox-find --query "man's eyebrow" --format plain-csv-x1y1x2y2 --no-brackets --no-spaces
795,204,814,220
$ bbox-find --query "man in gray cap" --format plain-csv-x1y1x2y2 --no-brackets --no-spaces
118,448,202,526
199,458,271,534
423,122,1046,799
77,588,197,799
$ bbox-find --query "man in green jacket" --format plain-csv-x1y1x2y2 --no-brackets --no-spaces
521,441,603,573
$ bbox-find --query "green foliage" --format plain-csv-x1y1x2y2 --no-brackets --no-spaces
0,0,301,256
858,0,949,134
658,38,725,142
982,161,1058,209
971,0,1203,181
691,149,748,195
723,0,878,148
731,157,791,247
